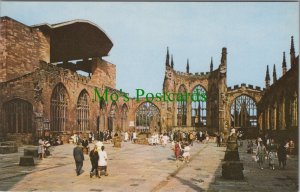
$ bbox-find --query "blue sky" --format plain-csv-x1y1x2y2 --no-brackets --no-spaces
1,2,299,96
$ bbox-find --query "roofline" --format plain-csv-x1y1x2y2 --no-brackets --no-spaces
31,19,113,44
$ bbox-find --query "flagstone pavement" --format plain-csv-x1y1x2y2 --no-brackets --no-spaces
0,140,298,191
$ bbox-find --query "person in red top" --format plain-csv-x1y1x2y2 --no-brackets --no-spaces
174,141,182,160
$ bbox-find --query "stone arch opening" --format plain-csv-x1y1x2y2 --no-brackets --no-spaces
3,98,33,134
76,90,89,132
50,83,69,132
230,94,257,130
121,104,128,132
191,85,207,128
177,84,187,126
135,102,160,133
108,101,118,133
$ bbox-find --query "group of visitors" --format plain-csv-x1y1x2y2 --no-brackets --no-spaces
38,138,51,160
123,131,137,143
255,137,291,170
73,141,109,177
171,130,211,145
173,140,191,164
37,137,60,159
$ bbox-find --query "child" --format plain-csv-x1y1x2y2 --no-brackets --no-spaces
182,143,191,164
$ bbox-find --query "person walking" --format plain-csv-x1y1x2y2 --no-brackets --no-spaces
174,141,182,161
268,139,277,170
124,131,129,142
162,133,169,147
189,132,194,146
182,142,191,164
132,131,137,143
98,146,108,177
89,146,99,178
38,138,45,160
216,134,221,147
256,139,267,170
277,141,287,169
73,142,84,176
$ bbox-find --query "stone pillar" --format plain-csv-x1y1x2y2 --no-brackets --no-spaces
186,99,192,127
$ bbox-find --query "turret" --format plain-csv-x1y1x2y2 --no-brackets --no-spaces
210,57,213,72
221,47,227,66
290,36,296,67
165,47,170,67
273,64,277,83
186,59,189,73
265,65,270,89
282,52,287,75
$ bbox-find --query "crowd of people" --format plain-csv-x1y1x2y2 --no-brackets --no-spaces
37,136,63,160
73,140,109,177
252,136,295,170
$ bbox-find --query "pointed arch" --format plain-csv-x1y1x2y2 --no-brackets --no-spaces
135,102,160,132
121,103,129,132
50,83,69,132
230,94,257,129
177,84,187,126
191,85,207,127
77,90,89,131
3,98,33,134
108,101,118,132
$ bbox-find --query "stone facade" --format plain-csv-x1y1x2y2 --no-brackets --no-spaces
0,17,298,145
257,41,299,142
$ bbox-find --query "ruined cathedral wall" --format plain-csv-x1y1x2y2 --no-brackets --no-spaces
0,17,50,83
90,58,116,89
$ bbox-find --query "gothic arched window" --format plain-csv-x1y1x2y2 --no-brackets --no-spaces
230,95,257,128
3,99,33,134
50,83,69,132
136,102,160,132
77,90,89,131
191,85,206,127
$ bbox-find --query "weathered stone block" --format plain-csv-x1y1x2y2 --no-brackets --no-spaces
24,148,38,157
19,156,35,166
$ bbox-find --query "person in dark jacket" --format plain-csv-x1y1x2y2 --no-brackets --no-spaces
89,146,99,178
73,142,84,176
278,141,287,169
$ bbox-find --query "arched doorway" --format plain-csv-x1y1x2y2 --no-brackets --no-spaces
121,104,128,132
177,85,187,126
230,95,257,138
191,85,207,128
76,90,89,132
108,101,118,133
135,102,160,133
50,83,69,132
3,99,33,134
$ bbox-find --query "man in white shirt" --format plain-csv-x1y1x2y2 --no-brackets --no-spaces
132,131,137,143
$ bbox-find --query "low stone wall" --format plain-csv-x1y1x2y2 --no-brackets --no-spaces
0,141,18,154
5,133,33,146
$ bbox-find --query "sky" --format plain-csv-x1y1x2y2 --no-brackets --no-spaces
1,2,299,96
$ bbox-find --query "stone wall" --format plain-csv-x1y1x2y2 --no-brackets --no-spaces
0,17,50,83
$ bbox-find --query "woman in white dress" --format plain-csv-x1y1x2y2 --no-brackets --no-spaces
182,143,191,163
162,134,169,147
124,131,129,142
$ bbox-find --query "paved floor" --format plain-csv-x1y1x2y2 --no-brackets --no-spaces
0,140,298,191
